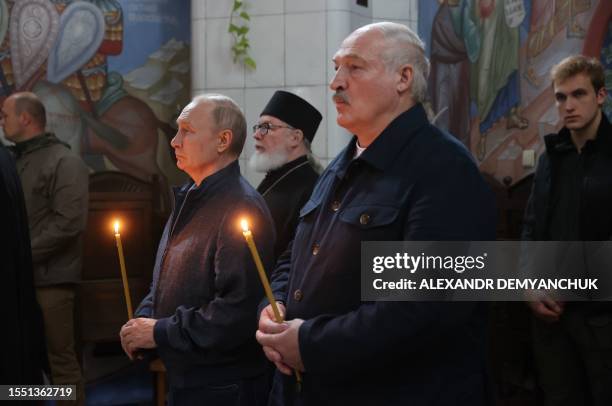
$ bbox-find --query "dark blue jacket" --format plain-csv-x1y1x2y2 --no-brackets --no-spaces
522,112,612,241
136,161,275,388
269,104,496,405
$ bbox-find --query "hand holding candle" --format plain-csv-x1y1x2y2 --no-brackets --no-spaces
241,218,303,387
114,220,133,320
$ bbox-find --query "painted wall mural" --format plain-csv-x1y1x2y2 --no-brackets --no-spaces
0,0,190,199
419,0,612,187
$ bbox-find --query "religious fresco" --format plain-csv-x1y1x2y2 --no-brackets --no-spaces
419,0,612,187
0,0,190,198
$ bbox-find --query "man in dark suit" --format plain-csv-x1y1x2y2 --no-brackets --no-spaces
256,22,496,405
249,91,322,260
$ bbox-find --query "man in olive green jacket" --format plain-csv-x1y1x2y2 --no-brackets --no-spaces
2,92,88,405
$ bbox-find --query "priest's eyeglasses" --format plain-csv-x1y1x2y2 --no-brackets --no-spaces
252,123,294,136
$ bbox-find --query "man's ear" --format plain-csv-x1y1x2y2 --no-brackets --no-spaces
397,64,413,93
596,86,608,106
19,112,32,126
217,129,233,153
289,129,304,147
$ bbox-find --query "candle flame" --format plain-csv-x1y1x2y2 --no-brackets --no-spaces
114,220,120,234
240,218,249,232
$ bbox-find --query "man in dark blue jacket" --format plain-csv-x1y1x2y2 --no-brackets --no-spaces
120,94,275,405
256,22,496,405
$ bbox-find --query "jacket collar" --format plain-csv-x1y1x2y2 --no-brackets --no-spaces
545,112,612,156
334,103,429,175
173,159,241,204
11,133,68,157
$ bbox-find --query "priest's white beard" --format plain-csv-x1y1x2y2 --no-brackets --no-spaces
248,149,290,173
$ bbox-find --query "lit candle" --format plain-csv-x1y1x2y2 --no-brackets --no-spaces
241,219,282,322
114,220,133,319
240,218,302,386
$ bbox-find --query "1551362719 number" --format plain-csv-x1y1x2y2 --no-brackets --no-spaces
1,385,75,400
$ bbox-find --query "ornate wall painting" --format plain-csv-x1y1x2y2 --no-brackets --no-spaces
419,0,611,187
47,1,105,84
0,0,191,203
9,0,59,89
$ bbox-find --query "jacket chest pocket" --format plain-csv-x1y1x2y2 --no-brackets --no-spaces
339,204,400,236
294,199,321,242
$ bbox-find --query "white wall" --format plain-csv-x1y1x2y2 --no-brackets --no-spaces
191,0,419,186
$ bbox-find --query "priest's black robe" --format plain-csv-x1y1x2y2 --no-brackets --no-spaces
257,156,319,260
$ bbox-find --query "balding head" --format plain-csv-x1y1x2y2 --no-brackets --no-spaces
171,94,247,185
13,92,47,129
1,92,46,143
360,22,430,103
186,94,247,157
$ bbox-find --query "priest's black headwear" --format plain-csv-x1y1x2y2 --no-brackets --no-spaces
260,91,322,142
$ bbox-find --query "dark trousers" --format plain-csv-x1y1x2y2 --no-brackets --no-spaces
532,305,612,406
36,286,84,406
168,373,270,406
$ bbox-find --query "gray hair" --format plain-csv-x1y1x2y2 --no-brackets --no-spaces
193,94,247,156
303,138,324,174
368,22,430,103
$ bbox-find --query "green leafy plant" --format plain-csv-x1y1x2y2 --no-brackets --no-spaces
228,1,256,69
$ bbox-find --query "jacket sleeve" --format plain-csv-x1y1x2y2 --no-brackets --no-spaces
522,153,550,241
257,241,292,315
519,155,548,277
271,241,292,302
135,289,154,318
31,155,88,264
153,202,275,357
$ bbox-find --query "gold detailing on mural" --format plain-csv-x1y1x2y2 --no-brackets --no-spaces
527,0,590,59
62,53,107,102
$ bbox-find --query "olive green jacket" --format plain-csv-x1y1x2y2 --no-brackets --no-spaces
12,133,88,286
